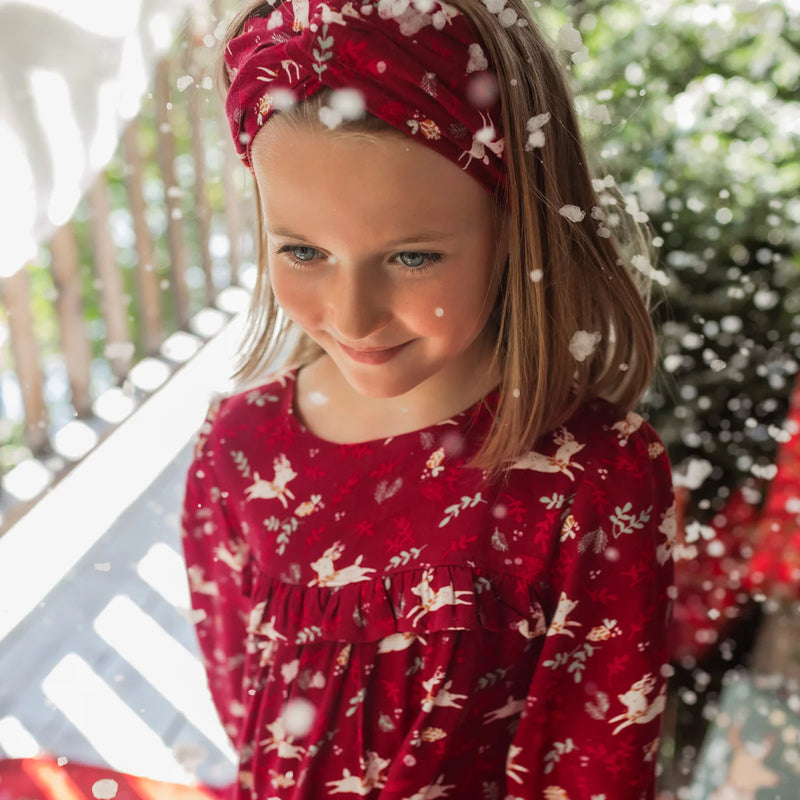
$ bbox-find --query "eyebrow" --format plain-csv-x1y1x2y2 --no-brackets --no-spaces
266,226,455,247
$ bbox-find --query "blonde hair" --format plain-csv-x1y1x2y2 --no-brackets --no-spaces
218,0,657,482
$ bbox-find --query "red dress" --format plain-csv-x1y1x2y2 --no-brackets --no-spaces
180,365,675,799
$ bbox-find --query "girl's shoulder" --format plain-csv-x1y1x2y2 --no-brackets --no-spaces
506,394,670,486
196,364,299,442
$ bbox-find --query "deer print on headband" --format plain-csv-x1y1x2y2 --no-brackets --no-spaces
223,0,507,195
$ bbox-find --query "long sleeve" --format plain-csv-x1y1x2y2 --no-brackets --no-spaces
507,421,676,799
180,397,254,749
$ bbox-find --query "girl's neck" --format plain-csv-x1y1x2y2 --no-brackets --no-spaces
294,341,500,445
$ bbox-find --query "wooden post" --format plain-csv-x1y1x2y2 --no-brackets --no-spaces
122,119,163,356
186,26,216,307
154,57,191,330
86,174,133,381
48,225,93,417
0,267,49,454
211,0,244,285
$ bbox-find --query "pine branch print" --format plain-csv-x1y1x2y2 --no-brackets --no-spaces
438,492,487,527
230,450,251,479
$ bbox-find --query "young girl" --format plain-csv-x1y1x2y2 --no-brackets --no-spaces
181,1,676,797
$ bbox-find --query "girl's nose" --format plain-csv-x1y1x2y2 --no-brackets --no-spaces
328,268,392,342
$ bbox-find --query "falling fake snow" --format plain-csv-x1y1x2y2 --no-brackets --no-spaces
559,205,585,223
92,779,119,800
434,307,444,317
282,697,317,738
176,75,194,92
631,254,670,287
525,112,550,150
569,330,602,362
529,269,543,282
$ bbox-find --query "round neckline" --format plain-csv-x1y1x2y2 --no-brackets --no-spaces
284,365,498,448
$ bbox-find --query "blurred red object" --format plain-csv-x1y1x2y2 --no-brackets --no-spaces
669,485,760,662
745,375,800,600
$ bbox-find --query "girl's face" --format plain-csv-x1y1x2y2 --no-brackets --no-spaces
251,120,507,402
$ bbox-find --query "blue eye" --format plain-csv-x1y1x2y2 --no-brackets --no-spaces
289,246,317,262
396,252,443,272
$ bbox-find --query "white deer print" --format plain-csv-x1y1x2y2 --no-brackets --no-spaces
248,603,289,643
657,501,677,566
421,667,468,713
213,540,249,573
458,110,504,171
510,426,586,480
406,568,473,626
513,614,547,640
505,744,531,785
244,454,297,508
402,774,457,800
308,541,377,587
607,411,644,446
187,565,218,596
325,751,390,794
377,631,428,653
547,592,582,638
609,673,667,735
483,696,527,724
259,716,306,760
291,0,310,30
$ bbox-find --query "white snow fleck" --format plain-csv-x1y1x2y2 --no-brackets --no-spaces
176,75,194,92
92,779,119,800
434,307,444,317
475,125,496,144
267,9,283,28
571,47,590,65
529,269,543,282
591,206,606,221
318,106,342,130
586,103,611,124
482,0,507,13
309,392,329,405
329,88,366,120
57,757,69,766
569,330,602,362
557,23,583,53
512,388,521,398
751,463,778,480
631,254,670,286
466,43,488,74
283,697,317,737
597,225,611,238
94,562,111,572
525,112,550,150
559,205,585,223
201,76,213,90
673,458,713,490
499,8,518,26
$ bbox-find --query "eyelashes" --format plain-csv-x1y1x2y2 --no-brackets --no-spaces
273,244,443,274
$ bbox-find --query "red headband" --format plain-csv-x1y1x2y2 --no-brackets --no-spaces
224,0,506,195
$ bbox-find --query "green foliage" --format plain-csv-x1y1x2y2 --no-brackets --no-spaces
538,0,800,519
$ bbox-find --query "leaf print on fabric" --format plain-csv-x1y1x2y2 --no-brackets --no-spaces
438,491,486,527
578,526,608,554
388,544,427,569
476,667,510,690
312,23,333,76
230,450,252,479
491,529,509,551
610,502,652,538
375,477,403,503
543,739,577,775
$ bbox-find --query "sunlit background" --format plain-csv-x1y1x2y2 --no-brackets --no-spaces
0,0,799,798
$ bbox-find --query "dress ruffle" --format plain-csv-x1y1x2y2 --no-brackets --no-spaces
246,565,547,646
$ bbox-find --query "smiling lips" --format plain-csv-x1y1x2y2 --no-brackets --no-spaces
337,340,412,365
